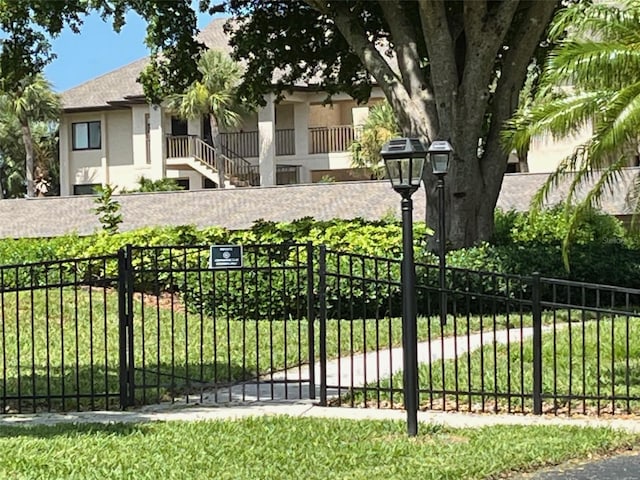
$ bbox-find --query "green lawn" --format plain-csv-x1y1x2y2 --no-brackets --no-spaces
0,417,636,480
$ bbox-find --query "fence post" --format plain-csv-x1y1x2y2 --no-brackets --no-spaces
125,244,135,407
318,245,328,406
306,242,316,400
532,272,543,415
117,247,129,409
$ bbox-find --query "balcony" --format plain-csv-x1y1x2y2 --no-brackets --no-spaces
218,125,361,158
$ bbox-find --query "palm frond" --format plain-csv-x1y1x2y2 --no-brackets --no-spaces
545,40,640,91
560,156,628,269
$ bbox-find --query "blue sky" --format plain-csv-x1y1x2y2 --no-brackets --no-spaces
44,10,220,92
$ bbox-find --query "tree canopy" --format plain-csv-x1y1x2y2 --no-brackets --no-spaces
225,0,560,248
0,0,564,250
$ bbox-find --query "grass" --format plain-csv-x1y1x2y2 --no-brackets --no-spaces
356,315,640,414
0,417,636,479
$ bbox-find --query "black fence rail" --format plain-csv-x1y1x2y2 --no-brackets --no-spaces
318,248,640,417
0,255,121,414
1,243,640,417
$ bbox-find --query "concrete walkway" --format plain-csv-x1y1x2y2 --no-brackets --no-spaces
171,326,542,404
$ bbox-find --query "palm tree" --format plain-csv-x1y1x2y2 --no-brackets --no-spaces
504,0,640,259
166,50,245,188
349,101,399,179
0,75,60,198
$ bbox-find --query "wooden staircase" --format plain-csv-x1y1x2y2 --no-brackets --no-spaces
166,135,259,188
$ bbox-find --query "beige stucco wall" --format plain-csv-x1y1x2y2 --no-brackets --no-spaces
66,109,148,192
66,111,104,189
527,122,593,173
107,110,133,167
275,104,294,129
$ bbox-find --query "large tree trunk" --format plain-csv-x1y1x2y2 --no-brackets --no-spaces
20,119,35,198
328,0,558,250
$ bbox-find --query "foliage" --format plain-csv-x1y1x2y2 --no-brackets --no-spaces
166,49,246,148
1,1,563,247
121,176,185,193
0,1,215,102
493,206,626,246
225,1,560,249
1,212,639,318
0,74,60,197
93,184,122,235
503,0,640,264
349,101,399,179
317,175,335,183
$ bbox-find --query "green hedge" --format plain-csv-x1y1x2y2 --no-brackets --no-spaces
1,210,639,319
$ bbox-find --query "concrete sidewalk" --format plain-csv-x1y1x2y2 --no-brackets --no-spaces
3,398,640,435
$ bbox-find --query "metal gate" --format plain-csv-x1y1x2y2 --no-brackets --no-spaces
118,243,316,408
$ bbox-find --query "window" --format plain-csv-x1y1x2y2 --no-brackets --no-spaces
73,183,100,195
202,178,217,189
72,121,101,150
175,178,190,190
171,117,188,136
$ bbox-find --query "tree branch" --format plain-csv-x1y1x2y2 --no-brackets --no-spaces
378,1,437,131
459,0,520,135
328,1,433,137
482,0,559,189
417,0,458,138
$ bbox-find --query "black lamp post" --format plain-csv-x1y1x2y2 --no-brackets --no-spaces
380,137,427,437
428,140,453,327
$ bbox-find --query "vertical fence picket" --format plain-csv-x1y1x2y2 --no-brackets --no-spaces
532,273,543,415
318,246,327,406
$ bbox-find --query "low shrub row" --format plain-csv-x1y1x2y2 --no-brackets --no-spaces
1,208,639,318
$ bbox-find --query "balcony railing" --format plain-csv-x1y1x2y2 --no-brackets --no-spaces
219,125,360,157
275,129,295,156
309,125,361,154
220,131,259,158
219,130,296,158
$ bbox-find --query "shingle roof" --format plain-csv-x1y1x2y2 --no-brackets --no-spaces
61,18,232,110
0,170,638,239
0,181,424,239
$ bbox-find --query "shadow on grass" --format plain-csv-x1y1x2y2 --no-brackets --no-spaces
0,421,154,439
0,360,256,414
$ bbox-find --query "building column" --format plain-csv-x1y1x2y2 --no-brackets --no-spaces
100,112,110,185
294,101,310,157
148,105,165,181
131,106,148,167
59,118,70,196
258,94,276,186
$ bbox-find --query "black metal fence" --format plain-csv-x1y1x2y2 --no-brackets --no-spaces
0,254,121,413
121,243,315,407
1,243,639,417
318,246,640,416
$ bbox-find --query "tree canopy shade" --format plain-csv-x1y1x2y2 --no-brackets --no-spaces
0,0,560,248
504,0,640,261
0,1,225,101
225,0,560,249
